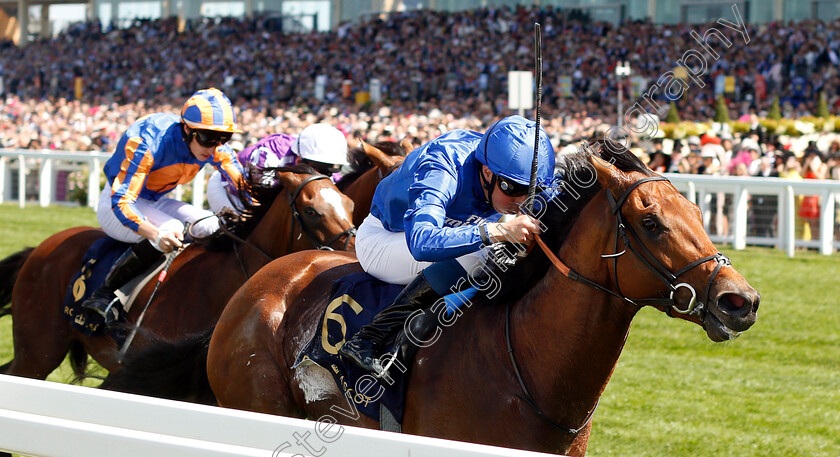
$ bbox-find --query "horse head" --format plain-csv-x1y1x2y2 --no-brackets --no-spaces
241,165,356,255
339,139,409,226
586,141,759,341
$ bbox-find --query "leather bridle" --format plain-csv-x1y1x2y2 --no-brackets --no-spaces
536,176,731,316
287,174,357,252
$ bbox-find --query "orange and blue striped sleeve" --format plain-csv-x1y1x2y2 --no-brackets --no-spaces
212,145,246,192
110,136,155,232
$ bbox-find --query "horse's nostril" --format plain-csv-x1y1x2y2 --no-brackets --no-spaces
718,293,751,316
727,294,745,309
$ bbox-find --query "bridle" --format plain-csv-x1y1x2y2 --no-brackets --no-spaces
535,175,731,316
287,174,357,252
506,175,731,436
218,174,356,279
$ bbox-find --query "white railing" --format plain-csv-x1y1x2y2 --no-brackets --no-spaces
0,375,557,457
0,149,208,209
665,173,840,257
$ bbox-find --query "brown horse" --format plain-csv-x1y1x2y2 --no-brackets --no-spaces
338,138,410,226
202,142,759,455
0,165,356,383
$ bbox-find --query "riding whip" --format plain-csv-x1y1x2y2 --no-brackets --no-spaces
528,22,543,213
117,247,179,363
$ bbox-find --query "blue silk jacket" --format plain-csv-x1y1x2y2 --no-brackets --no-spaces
104,113,245,232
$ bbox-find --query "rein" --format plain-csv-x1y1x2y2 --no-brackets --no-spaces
505,175,730,436
288,174,357,252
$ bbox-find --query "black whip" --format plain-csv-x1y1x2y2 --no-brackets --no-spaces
528,22,543,212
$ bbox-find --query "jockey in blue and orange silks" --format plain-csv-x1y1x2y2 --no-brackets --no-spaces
81,88,246,324
205,123,350,214
339,115,555,376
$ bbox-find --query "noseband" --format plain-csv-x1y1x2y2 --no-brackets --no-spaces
536,175,731,316
288,174,357,251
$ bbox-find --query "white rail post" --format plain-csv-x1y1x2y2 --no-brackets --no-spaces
733,186,748,250
819,190,835,255
88,158,102,209
39,158,53,207
785,185,795,258
192,165,207,208
699,189,711,231
0,156,6,204
17,154,26,209
686,181,697,204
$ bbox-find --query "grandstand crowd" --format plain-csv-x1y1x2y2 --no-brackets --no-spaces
1,6,840,181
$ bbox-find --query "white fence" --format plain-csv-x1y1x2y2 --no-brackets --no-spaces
0,149,208,210
0,150,837,257
665,173,840,257
0,375,556,457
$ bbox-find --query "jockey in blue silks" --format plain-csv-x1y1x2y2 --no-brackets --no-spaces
340,115,555,376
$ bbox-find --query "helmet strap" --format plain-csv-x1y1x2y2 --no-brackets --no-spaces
181,124,192,145
478,167,497,203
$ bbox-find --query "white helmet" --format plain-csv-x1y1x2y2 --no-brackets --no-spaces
291,123,350,166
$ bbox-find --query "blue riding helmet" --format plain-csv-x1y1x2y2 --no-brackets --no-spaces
476,115,555,186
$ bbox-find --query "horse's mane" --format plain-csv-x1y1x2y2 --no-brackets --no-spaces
336,140,407,191
486,138,653,306
199,164,319,252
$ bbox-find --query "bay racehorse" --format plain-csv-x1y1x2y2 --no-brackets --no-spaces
0,165,356,384
338,138,409,226
105,140,760,455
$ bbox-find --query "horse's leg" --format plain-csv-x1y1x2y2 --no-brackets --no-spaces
6,291,73,379
4,229,97,379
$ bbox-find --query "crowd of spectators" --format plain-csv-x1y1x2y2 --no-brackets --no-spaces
2,7,840,184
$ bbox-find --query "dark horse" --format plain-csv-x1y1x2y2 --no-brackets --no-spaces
106,141,760,455
0,165,356,383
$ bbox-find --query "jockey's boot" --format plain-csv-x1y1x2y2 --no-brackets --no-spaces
339,272,441,376
81,240,162,325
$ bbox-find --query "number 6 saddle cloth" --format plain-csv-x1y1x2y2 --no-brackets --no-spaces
294,273,406,423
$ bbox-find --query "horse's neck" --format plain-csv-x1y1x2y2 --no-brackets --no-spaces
246,193,295,262
511,191,638,429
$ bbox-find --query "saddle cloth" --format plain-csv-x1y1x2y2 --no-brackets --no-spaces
293,272,471,426
62,237,167,337
294,273,407,423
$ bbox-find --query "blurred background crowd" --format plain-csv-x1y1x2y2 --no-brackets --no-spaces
2,7,840,182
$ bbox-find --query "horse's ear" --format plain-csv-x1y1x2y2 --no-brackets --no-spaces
274,171,304,191
361,141,389,163
399,137,414,155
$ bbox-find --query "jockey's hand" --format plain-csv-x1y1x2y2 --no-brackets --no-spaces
154,230,184,253
488,214,540,244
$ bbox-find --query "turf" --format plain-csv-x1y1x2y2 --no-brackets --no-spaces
0,204,837,456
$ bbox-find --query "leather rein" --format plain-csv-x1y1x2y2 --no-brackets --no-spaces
505,175,731,436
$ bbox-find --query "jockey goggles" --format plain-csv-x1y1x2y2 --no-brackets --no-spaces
301,158,341,176
192,129,233,148
496,175,532,197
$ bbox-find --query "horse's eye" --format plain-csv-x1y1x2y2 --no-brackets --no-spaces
642,216,659,232
304,207,319,218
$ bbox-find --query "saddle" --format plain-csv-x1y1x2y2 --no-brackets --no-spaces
62,237,169,338
293,272,466,431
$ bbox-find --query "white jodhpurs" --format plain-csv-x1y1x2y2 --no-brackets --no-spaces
206,171,243,214
97,186,221,248
355,214,487,285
